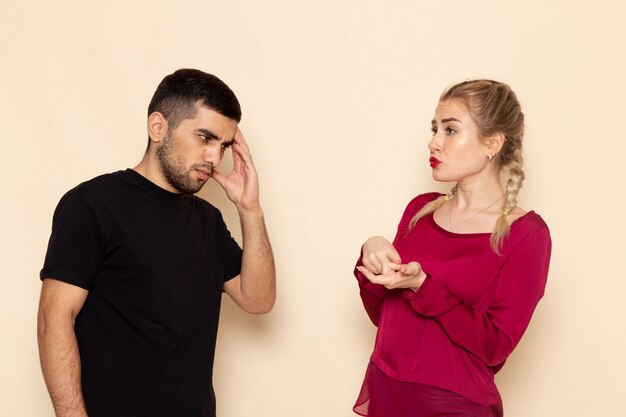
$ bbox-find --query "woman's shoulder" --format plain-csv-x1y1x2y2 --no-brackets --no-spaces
397,192,444,227
405,192,444,212
511,209,549,233
506,209,551,254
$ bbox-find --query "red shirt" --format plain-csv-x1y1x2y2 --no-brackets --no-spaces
355,193,552,415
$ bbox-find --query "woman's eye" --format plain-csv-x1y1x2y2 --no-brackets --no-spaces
446,127,456,135
431,127,437,135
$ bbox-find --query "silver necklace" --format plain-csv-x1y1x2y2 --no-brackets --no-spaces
448,195,504,232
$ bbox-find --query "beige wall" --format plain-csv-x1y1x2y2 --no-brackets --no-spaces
1,1,625,416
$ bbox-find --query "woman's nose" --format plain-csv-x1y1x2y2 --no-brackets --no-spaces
428,134,441,153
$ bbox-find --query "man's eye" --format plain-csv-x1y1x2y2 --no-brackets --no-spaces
199,135,209,142
221,142,232,150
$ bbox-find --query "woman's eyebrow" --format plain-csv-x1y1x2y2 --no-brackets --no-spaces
441,117,462,124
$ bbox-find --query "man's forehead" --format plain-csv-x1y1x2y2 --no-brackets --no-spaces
190,107,238,139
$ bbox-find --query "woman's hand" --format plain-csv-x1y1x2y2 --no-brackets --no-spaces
362,236,402,274
357,261,427,292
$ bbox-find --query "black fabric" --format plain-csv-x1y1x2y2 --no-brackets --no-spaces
41,169,242,417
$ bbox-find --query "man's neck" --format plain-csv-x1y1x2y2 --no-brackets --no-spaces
133,154,180,194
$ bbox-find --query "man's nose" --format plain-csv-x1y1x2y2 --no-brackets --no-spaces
203,146,222,166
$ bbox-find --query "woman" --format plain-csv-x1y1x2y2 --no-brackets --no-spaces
353,80,551,417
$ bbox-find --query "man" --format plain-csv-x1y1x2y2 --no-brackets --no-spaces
37,69,276,417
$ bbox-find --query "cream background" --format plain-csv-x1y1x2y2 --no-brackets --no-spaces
1,1,625,416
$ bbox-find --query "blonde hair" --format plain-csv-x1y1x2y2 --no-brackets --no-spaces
409,79,525,254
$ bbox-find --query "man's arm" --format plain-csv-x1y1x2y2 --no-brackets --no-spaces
224,207,275,313
37,278,89,417
213,128,276,314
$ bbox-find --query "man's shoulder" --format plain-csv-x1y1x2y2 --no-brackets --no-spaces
61,170,130,204
68,169,123,189
78,170,128,189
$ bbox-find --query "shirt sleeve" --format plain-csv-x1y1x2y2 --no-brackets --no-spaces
354,249,388,326
217,210,243,283
40,190,103,290
355,195,439,326
404,226,552,366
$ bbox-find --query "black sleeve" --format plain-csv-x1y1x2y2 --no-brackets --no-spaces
217,211,242,283
40,189,103,290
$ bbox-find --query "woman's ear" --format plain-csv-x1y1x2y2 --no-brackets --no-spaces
486,133,505,157
147,112,168,144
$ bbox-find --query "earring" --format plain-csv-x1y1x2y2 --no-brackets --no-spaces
488,154,493,162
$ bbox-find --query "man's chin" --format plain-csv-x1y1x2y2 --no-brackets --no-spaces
190,177,209,194
171,179,205,194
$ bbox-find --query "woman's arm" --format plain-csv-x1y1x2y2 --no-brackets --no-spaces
355,236,402,325
354,241,394,326
354,195,434,325
406,227,552,366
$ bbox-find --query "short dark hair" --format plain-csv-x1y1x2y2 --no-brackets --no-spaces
148,69,241,132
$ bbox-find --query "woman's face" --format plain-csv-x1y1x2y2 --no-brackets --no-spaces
428,99,493,183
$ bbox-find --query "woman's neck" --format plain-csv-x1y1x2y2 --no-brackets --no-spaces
453,174,504,210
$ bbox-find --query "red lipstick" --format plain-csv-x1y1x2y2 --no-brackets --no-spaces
429,157,441,168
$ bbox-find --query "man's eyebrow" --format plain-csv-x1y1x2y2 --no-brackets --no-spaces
195,128,219,139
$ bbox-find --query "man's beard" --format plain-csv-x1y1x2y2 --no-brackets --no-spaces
156,134,211,194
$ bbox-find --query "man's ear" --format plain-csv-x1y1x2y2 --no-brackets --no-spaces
147,112,168,144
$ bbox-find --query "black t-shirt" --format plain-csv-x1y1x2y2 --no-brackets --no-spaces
41,169,242,417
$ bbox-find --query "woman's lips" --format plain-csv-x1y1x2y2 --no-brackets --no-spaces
429,157,441,168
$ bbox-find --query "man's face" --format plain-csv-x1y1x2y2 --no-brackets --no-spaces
156,105,238,194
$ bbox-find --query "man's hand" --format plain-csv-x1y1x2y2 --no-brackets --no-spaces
212,128,260,211
357,261,427,292
361,236,402,275
215,128,276,314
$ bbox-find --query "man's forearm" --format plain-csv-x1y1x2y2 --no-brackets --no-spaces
238,207,276,313
38,315,89,417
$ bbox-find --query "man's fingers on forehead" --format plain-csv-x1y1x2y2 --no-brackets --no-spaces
234,130,251,148
234,136,251,153
233,144,252,162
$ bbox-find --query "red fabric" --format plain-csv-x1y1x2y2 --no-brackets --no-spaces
354,193,551,416
355,361,491,417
